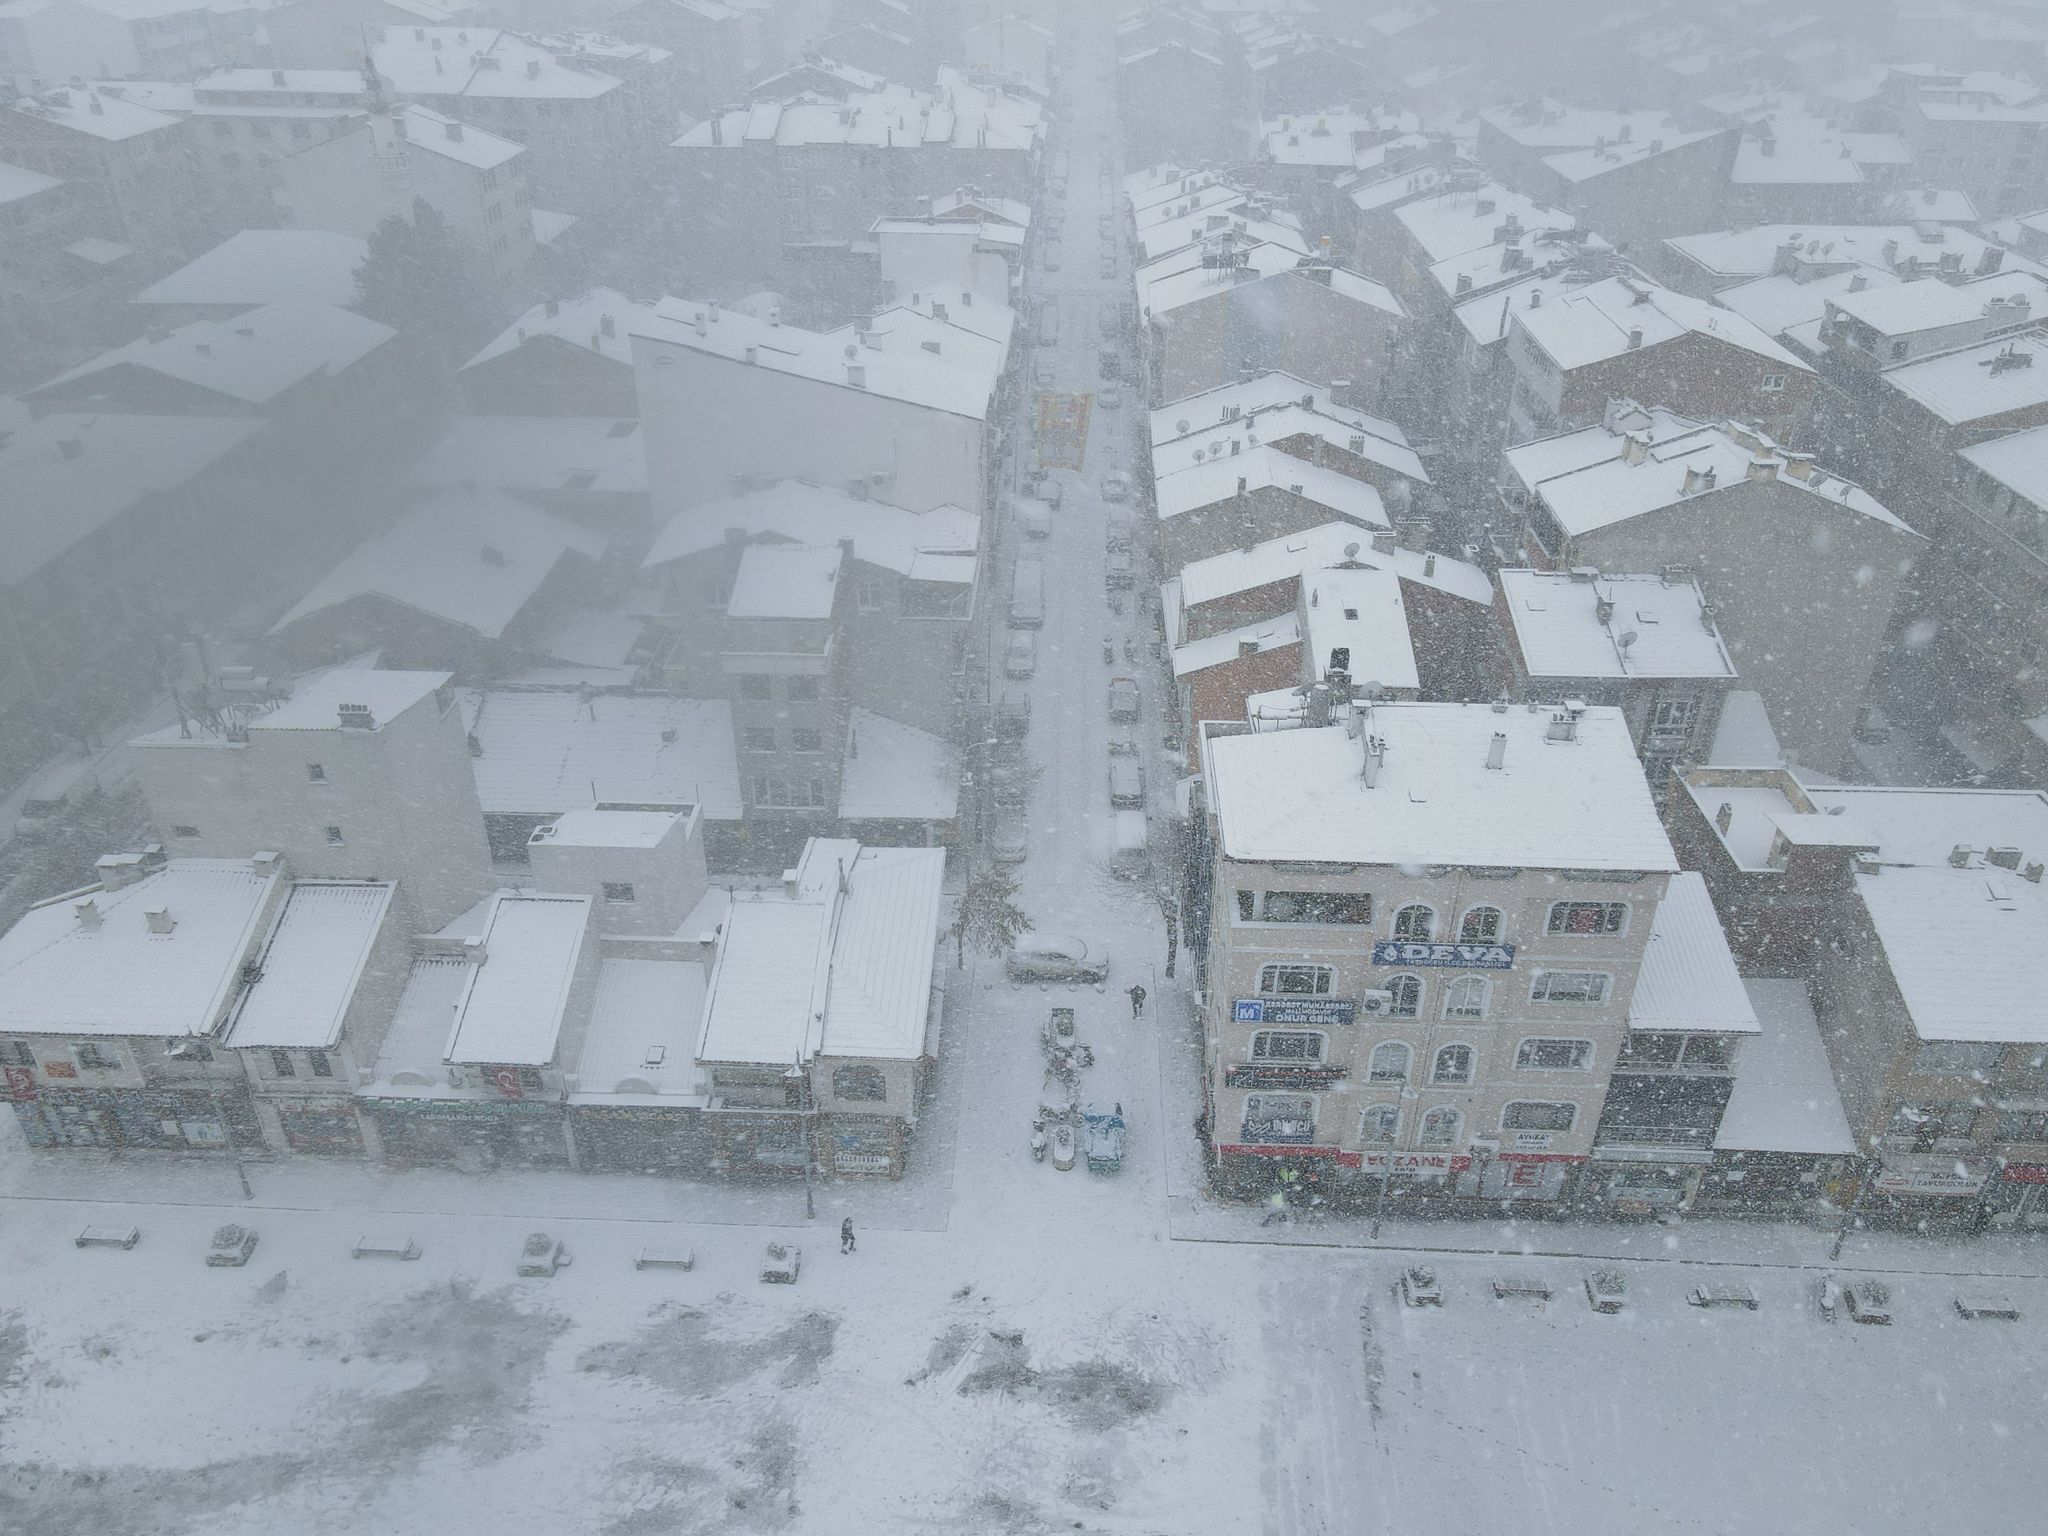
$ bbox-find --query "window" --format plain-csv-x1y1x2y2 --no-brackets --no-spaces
306,763,327,782
1914,1041,2004,1076
172,825,200,838
1546,901,1628,936
1391,903,1437,942
1502,1100,1577,1133
1,1041,34,1066
1761,373,1787,392
309,1051,333,1078
491,234,508,255
1360,1103,1399,1144
1516,1037,1595,1071
833,1064,887,1101
270,1049,296,1078
1256,963,1334,996
1238,890,1373,925
787,676,821,702
1382,974,1422,1018
1530,970,1611,1005
791,728,823,753
602,882,636,904
1889,339,1908,359
485,202,503,225
1681,1036,1733,1069
74,1043,120,1071
1367,1041,1411,1082
739,674,773,700
1419,1106,1461,1147
753,777,826,808
1243,1094,1315,1144
518,1067,545,1091
324,825,345,846
1648,699,1697,742
742,726,776,752
1442,977,1489,1020
1431,1043,1474,1085
1619,1031,1683,1068
856,576,884,613
1251,1030,1326,1062
1996,1109,2048,1141
1458,906,1504,943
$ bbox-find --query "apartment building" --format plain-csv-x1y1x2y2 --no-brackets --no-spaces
0,82,200,256
458,287,650,416
1935,428,2048,713
1498,402,1921,773
1198,699,1683,1204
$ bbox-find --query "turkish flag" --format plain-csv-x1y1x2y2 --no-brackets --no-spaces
4,1067,34,1102
489,1066,523,1099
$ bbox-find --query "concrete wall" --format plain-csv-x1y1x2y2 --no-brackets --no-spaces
527,812,711,938
1151,272,1403,408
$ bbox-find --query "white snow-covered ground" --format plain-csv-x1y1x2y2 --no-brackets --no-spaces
5,15,2048,1536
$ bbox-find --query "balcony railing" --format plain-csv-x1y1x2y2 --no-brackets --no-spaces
1241,1119,1317,1146
1594,1124,1718,1153
1225,1062,1348,1090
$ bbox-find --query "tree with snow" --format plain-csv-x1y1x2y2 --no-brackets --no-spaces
952,864,1033,969
352,197,492,364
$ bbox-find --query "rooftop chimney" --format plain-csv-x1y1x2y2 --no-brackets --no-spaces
1626,327,1643,350
1716,801,1733,834
1485,731,1507,770
445,119,464,141
143,905,175,936
846,363,866,388
74,898,101,931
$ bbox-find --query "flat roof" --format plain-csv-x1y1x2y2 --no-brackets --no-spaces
444,893,590,1066
463,690,742,821
532,808,683,849
1628,873,1761,1035
247,669,450,732
570,958,708,1101
1500,570,1736,681
1857,865,2048,1042
1716,979,1856,1155
226,881,394,1049
726,542,842,620
1207,703,1678,871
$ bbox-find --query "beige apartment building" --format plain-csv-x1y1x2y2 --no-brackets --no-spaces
1199,700,1682,1204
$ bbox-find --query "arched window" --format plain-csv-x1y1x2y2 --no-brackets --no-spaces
1431,1043,1474,1085
1382,974,1422,1018
1443,977,1489,1020
1391,903,1437,942
1368,1041,1412,1082
1420,1107,1462,1148
832,1064,887,1102
1459,905,1504,943
1360,1102,1399,1144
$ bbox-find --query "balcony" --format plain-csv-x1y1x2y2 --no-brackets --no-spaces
1592,1124,1719,1163
1225,1062,1348,1091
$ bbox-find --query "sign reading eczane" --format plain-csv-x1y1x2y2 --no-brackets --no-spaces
1371,941,1517,969
1233,997,1359,1026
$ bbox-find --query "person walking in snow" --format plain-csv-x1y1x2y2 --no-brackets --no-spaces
840,1217,856,1254
1128,983,1147,1018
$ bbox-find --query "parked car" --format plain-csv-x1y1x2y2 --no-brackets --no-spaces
991,824,1029,864
1105,513,1135,551
1004,631,1038,678
989,767,1030,810
1101,471,1132,502
1106,551,1137,591
1006,935,1111,984
1108,760,1145,808
995,688,1032,737
1097,348,1121,381
1107,676,1140,720
1097,383,1123,410
1015,497,1052,540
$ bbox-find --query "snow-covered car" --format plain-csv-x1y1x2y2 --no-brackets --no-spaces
1105,514,1135,551
1107,676,1140,720
1097,383,1123,410
991,825,1029,864
206,1224,258,1267
1043,248,1063,272
1006,935,1111,984
1098,300,1119,338
1104,550,1135,590
1004,631,1038,678
995,688,1031,737
1101,471,1132,502
1108,760,1145,808
989,766,1030,809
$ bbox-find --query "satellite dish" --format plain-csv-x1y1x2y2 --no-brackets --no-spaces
1176,418,1190,432
1617,630,1638,649
844,342,858,359
1344,542,1361,559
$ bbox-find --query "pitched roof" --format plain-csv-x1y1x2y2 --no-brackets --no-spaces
1153,445,1390,525
444,893,591,1065
838,710,959,821
1628,872,1760,1034
642,480,979,578
1512,275,1809,373
462,287,651,371
30,302,396,406
226,881,395,1049
135,231,369,309
1499,569,1737,680
570,958,707,1100
726,542,842,619
247,668,451,731
1878,328,2048,425
1717,978,1856,1154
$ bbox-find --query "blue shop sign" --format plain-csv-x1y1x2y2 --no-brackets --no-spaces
1371,941,1517,970
1233,997,1360,1026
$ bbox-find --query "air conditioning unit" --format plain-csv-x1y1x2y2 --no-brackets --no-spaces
1358,989,1395,1016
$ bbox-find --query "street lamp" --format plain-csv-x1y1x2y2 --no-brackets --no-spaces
786,1057,816,1221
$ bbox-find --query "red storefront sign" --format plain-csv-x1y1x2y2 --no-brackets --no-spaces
4,1067,35,1102
2002,1163,2048,1185
488,1066,524,1100
41,1060,77,1079
1358,1151,1472,1175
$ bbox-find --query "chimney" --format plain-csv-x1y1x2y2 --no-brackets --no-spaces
1848,273,1867,292
1361,734,1385,788
1988,847,2023,870
1238,639,1259,659
1881,238,1899,266
599,312,615,338
1746,457,1779,484
1621,433,1649,466
846,363,866,388
1456,272,1473,295
143,905,176,936
1626,327,1643,350
781,866,802,898
74,898,101,931
1716,801,1733,834
271,69,286,86
527,59,540,80
1485,732,1507,770
445,119,464,141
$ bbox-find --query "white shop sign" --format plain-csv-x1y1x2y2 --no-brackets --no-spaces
1509,1131,1556,1152
1875,1157,1989,1197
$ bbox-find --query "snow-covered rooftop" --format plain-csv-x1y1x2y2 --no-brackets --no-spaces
1481,103,1682,151
1153,445,1390,526
1805,785,2048,868
5,85,179,140
391,104,525,170
726,542,842,620
532,807,685,850
0,858,282,1038
441,894,589,1067
1500,569,1736,681
1543,125,1723,183
643,481,978,580
226,881,394,1050
463,287,652,371
570,958,708,1102
30,302,396,406
1393,184,1574,263
462,690,742,821
1206,703,1678,871
1717,978,1856,1155
1878,328,2048,424
1664,223,2021,282
247,668,451,732
1513,275,1809,374
409,416,646,498
1,413,264,583
1825,270,2045,337
373,26,652,102
1177,521,1488,609
1173,613,1301,678
680,67,1041,152
135,231,369,309
1959,424,2048,509
838,710,959,822
1151,391,1427,485
1855,864,2048,1043
271,486,606,640
1627,873,1760,1035
1706,690,1785,768
0,160,59,205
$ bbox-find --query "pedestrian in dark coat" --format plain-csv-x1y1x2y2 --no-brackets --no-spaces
1128,983,1147,1018
840,1217,856,1254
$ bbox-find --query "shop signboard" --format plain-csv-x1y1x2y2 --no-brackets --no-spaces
2001,1163,2048,1185
1875,1157,1989,1197
1371,941,1516,970
1233,997,1358,1026
1357,1151,1470,1176
1225,1063,1348,1090
1509,1130,1556,1153
4,1067,35,1102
